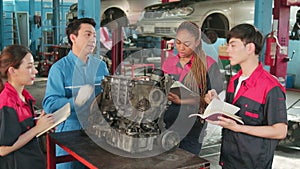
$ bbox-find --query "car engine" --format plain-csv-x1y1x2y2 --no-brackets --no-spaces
87,70,181,153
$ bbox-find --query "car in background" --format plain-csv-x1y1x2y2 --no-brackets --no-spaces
66,0,162,27
136,0,255,39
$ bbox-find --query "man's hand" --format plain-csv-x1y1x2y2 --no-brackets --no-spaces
75,84,94,106
207,116,241,132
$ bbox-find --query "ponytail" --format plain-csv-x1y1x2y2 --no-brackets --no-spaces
0,45,31,93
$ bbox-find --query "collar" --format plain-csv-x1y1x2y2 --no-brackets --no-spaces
4,82,36,105
175,54,194,68
68,50,90,66
235,63,264,88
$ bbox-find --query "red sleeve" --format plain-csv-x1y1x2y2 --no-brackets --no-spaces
206,55,216,69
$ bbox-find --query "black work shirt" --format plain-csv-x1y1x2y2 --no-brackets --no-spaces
220,63,287,169
0,82,46,169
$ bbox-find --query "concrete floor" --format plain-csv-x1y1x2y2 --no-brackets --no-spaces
26,79,300,169
200,124,300,169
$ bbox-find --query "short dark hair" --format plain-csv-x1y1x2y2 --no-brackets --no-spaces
227,23,264,55
65,18,96,46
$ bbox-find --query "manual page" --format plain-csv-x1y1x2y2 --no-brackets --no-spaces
170,81,198,98
189,98,244,124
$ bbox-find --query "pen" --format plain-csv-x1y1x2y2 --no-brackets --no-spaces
65,83,101,89
34,116,40,120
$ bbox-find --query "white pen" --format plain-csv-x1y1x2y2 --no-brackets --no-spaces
34,116,40,120
65,83,101,89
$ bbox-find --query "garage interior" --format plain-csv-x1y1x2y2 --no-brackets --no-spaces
1,0,300,169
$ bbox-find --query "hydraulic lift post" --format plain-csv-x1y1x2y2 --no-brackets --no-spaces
270,0,291,79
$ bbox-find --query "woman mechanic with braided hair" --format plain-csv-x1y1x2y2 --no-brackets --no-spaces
162,21,215,155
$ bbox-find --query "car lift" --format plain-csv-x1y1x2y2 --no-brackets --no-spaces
270,0,300,149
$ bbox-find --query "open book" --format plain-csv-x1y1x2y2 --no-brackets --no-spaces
36,103,71,137
170,81,198,98
188,98,244,124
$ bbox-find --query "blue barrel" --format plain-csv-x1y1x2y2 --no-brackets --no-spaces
286,74,296,88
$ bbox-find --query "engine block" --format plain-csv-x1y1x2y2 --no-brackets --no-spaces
87,71,180,153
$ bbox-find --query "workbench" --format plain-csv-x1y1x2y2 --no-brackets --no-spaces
46,130,210,169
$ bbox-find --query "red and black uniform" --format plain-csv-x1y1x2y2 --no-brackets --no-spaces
162,54,211,155
220,63,287,169
0,82,46,169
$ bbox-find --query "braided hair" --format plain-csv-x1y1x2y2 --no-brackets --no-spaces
176,21,207,112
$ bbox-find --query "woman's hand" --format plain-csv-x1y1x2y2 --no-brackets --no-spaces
0,111,55,157
204,89,218,104
35,111,55,133
168,92,181,104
